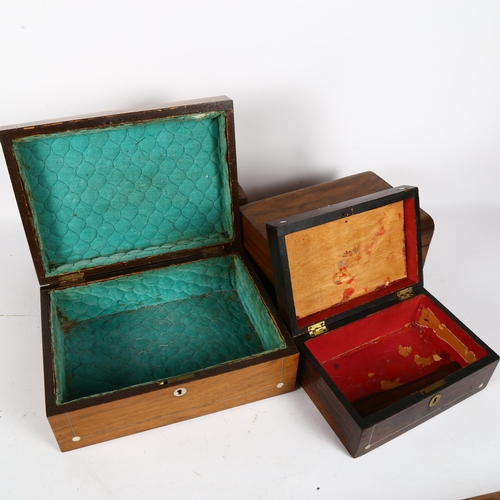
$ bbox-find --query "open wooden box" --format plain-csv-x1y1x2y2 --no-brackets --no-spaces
0,96,298,451
267,186,498,457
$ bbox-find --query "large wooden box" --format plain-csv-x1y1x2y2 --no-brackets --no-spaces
0,96,299,451
267,186,498,457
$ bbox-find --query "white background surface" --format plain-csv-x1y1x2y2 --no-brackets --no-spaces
1,2,499,499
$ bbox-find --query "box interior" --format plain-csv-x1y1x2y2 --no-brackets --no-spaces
50,254,286,405
285,198,419,329
12,111,233,277
305,294,487,417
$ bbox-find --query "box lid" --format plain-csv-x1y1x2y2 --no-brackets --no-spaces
266,186,423,338
0,96,239,286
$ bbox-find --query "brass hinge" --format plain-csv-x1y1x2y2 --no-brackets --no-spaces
165,372,195,385
59,271,84,286
308,321,327,337
397,286,414,301
202,246,221,257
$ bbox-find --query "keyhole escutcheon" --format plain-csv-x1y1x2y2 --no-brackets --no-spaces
429,393,441,407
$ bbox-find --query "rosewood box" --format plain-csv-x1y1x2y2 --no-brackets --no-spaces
266,186,498,457
0,96,299,451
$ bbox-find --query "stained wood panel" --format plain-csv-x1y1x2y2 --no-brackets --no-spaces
48,355,299,451
285,201,407,319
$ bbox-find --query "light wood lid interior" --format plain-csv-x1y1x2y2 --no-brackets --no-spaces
285,200,407,320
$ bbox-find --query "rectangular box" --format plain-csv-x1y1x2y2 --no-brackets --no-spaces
0,96,299,451
267,186,498,457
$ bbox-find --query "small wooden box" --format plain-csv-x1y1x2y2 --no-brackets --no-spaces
240,171,435,285
267,186,498,457
0,96,299,451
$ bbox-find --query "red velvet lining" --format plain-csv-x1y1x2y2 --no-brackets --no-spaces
403,197,419,283
297,198,419,329
417,295,487,363
305,294,486,406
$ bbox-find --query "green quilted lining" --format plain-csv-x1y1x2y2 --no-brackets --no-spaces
50,254,286,404
13,112,233,277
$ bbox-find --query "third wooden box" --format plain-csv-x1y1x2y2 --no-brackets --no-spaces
240,171,435,285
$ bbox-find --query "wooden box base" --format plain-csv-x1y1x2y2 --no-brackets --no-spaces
301,342,496,457
299,291,498,457
42,251,299,451
49,353,298,451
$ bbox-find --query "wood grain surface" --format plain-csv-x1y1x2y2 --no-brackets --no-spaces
49,354,299,451
285,201,407,319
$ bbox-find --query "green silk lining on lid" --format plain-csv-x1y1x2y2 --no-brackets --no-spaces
13,112,233,277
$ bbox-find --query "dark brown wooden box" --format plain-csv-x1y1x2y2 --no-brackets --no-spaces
267,186,498,457
240,171,435,285
0,96,299,451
